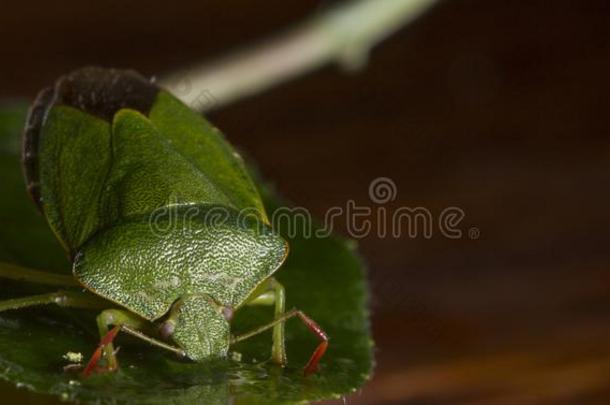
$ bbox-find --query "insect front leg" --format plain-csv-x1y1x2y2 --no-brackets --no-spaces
235,282,329,375
245,277,287,365
84,309,185,377
0,261,79,287
0,290,106,312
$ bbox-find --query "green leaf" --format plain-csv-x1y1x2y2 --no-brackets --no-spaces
0,103,373,404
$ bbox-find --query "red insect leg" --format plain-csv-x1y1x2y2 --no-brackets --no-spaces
82,325,121,377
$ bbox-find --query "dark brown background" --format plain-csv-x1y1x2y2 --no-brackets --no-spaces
2,0,610,402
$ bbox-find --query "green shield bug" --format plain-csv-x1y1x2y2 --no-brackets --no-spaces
0,67,328,377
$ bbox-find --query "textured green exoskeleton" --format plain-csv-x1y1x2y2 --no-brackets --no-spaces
1,67,328,376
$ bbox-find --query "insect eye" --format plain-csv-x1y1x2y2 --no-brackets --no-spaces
159,320,176,339
222,307,234,321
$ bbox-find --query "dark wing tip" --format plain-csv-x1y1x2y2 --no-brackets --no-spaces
22,86,54,211
21,67,160,213
52,67,160,122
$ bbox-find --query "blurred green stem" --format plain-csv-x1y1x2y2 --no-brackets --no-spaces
160,0,439,112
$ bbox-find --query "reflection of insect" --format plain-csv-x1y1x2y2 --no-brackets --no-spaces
0,67,328,376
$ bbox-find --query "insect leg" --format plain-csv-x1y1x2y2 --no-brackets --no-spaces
0,261,79,287
0,290,106,312
245,277,287,365
83,309,185,377
231,307,328,376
